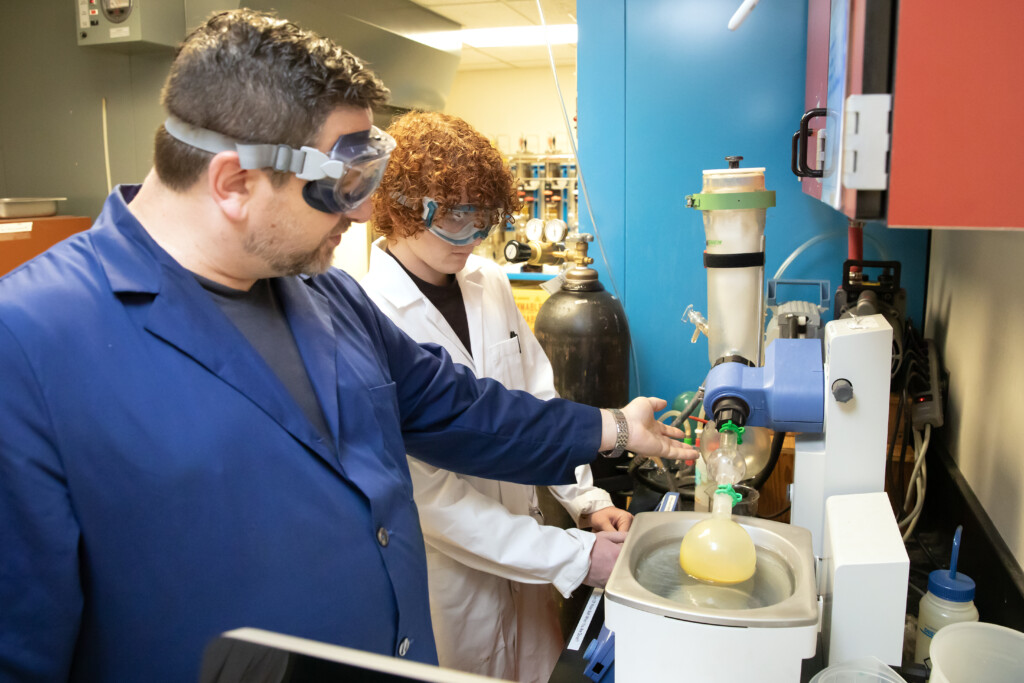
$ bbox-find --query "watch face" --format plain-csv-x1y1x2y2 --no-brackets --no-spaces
524,218,545,241
543,219,568,243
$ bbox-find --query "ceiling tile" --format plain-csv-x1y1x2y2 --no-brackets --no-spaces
471,43,575,67
413,0,494,5
430,3,534,27
408,0,577,68
458,46,511,66
504,0,577,25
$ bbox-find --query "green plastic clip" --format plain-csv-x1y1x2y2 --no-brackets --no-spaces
716,484,743,507
719,421,745,445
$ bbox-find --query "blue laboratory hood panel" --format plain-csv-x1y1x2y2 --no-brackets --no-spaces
578,0,928,402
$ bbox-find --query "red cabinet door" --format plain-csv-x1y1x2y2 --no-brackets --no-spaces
888,0,1024,229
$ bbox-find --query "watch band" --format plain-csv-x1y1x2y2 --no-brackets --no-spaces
600,407,629,458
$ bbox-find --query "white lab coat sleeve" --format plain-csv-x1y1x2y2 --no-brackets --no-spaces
549,465,615,524
506,285,615,524
410,455,596,598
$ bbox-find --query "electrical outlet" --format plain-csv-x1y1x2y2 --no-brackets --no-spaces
910,340,944,430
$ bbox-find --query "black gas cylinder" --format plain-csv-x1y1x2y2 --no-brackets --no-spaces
535,266,631,498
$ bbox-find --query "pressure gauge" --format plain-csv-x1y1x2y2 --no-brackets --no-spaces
524,218,545,242
102,0,133,23
543,219,568,243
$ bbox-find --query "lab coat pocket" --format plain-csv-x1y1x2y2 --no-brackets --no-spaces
368,382,414,496
487,335,527,389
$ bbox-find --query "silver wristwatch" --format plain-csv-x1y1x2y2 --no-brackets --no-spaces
600,407,629,458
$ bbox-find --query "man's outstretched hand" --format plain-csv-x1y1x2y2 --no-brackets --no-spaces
600,397,698,461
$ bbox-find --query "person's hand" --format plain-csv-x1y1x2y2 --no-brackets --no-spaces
582,531,627,588
601,397,698,461
585,506,633,532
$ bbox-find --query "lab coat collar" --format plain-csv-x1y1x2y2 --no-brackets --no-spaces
367,238,424,310
367,238,484,366
89,185,341,472
367,237,486,309
91,185,169,295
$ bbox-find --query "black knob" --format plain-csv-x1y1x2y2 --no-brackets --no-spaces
725,156,744,169
504,240,533,264
831,379,854,403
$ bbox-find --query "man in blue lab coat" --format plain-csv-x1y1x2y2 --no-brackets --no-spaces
0,10,692,683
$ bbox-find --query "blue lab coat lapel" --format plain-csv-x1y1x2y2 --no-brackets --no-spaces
141,270,340,470
91,191,340,473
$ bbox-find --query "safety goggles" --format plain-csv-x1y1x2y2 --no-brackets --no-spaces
392,194,501,246
163,115,396,214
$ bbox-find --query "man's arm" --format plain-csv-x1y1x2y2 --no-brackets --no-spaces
353,279,693,484
367,298,603,485
0,319,82,681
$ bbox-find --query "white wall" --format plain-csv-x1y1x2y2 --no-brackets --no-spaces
925,229,1024,567
332,223,372,280
443,66,577,155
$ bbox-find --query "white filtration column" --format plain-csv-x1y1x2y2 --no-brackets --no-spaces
695,165,771,365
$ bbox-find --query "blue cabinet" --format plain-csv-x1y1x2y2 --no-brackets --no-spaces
577,0,928,399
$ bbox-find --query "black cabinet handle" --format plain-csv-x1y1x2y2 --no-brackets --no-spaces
791,108,827,178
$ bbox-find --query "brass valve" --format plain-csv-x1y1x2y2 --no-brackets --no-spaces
563,234,595,268
503,233,594,268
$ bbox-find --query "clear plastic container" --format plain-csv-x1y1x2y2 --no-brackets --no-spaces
914,526,978,664
808,656,906,682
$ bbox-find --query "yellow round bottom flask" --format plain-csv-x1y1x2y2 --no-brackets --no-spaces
679,488,757,585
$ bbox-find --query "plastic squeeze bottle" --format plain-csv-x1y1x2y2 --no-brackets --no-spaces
914,525,978,664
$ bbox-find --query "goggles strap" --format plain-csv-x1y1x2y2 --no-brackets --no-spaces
391,193,437,226
164,115,236,155
164,115,315,177
391,192,416,209
237,144,309,176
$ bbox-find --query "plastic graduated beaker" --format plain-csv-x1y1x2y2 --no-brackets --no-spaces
929,622,1024,683
701,167,767,366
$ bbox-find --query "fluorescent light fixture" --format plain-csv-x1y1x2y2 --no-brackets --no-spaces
408,24,577,51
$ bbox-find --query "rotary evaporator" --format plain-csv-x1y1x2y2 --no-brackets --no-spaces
590,159,910,682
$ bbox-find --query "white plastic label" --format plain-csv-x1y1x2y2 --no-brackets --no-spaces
0,222,32,235
540,271,566,295
566,588,603,651
110,27,130,39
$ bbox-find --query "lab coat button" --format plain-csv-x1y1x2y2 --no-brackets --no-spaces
377,526,389,547
398,637,410,657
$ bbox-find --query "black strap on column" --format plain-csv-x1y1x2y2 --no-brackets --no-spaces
703,251,765,269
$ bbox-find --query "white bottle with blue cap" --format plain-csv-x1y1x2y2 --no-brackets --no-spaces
914,525,979,663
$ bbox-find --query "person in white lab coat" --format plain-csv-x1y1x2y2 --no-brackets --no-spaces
361,111,633,683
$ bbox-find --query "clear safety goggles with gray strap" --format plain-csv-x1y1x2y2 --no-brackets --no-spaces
163,115,395,214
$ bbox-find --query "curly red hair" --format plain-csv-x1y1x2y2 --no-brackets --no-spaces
373,111,521,240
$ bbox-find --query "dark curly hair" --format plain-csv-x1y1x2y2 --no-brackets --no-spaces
373,111,521,240
154,9,390,190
